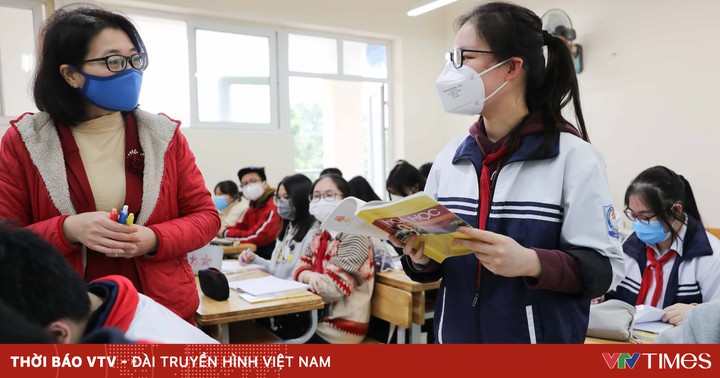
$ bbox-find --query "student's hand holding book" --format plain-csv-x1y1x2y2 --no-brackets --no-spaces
389,234,431,267
453,227,541,278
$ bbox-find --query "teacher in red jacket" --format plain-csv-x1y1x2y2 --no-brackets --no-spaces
0,6,219,324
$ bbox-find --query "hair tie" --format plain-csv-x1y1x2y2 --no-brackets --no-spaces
542,30,553,46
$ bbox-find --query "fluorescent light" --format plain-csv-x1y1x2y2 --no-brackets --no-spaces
407,0,458,17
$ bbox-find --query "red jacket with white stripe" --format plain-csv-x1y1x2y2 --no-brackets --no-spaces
223,188,282,248
0,110,220,324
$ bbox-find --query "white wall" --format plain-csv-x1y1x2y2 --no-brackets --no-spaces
2,0,718,227
442,0,720,227
0,0,450,192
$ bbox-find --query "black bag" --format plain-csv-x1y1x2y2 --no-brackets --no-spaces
198,267,229,301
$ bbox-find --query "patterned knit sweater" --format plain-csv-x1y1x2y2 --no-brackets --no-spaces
294,231,374,343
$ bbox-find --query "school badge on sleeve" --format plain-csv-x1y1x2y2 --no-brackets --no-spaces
604,204,620,240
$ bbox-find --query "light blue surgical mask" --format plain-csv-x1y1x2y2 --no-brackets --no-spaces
632,220,670,245
74,68,143,111
213,196,229,211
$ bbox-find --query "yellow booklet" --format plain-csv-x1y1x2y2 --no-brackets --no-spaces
320,192,474,263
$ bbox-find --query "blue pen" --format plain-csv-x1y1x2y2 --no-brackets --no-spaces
118,205,129,224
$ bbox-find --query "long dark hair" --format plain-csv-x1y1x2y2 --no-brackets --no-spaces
348,176,381,202
33,5,147,125
386,160,425,197
278,174,314,243
624,166,702,243
457,2,588,157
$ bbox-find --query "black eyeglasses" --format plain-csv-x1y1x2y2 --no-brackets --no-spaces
445,48,497,69
624,204,674,225
309,193,342,202
74,53,148,73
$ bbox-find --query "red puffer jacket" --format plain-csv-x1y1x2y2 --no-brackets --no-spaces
0,110,220,323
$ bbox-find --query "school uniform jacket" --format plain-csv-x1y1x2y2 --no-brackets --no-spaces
86,275,218,343
0,110,220,323
403,129,624,343
612,216,720,307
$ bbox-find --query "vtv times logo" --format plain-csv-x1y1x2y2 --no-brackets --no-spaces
602,353,712,370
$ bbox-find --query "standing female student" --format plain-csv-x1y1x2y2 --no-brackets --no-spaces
609,166,720,325
397,2,623,343
0,6,219,324
293,174,375,343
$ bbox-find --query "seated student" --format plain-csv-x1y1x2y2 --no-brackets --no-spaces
655,300,720,343
348,175,381,202
219,166,282,259
0,300,54,343
293,174,374,344
320,167,343,178
606,166,720,324
0,222,218,344
386,160,426,200
418,162,433,180
239,174,318,279
214,180,247,227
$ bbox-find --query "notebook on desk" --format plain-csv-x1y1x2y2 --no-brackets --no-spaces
229,275,311,303
633,305,673,334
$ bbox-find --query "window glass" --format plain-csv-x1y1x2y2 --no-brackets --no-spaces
288,34,337,74
343,41,387,79
196,29,271,123
0,5,36,116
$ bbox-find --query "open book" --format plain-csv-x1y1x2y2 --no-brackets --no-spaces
320,192,474,263
632,305,674,334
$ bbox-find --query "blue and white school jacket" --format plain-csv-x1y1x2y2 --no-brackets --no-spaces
613,216,720,308
403,132,625,343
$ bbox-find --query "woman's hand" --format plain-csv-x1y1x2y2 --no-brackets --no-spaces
388,234,431,266
238,250,256,265
62,212,141,256
120,225,158,258
453,226,541,278
662,303,696,325
217,226,227,238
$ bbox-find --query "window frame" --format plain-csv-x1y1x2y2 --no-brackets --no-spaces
0,0,44,125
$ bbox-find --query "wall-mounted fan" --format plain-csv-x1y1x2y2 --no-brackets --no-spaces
541,8,583,73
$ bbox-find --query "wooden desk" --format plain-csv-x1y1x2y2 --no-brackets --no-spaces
375,270,441,343
195,270,324,343
220,243,257,255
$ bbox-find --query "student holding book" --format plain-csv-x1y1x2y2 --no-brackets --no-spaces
605,166,720,325
293,174,375,344
0,6,219,325
396,2,624,343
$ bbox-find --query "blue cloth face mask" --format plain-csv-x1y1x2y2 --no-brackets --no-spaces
632,220,671,245
75,68,143,111
213,196,229,211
